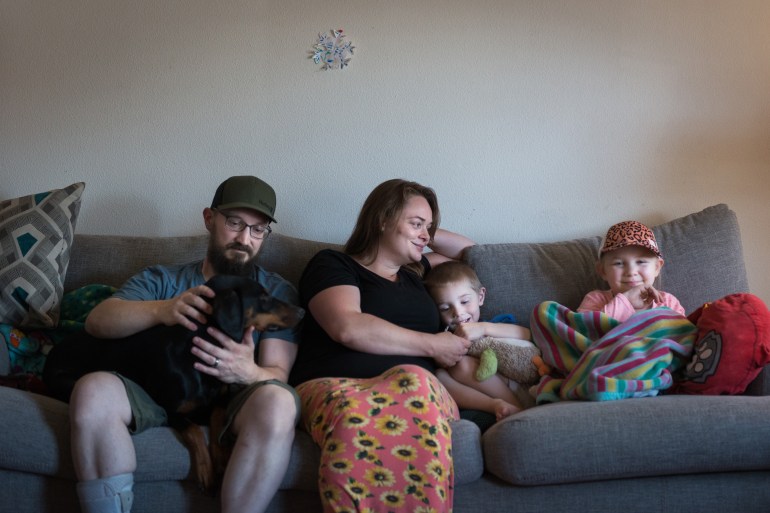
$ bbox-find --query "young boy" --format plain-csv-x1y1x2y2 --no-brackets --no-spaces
579,220,684,320
425,261,534,421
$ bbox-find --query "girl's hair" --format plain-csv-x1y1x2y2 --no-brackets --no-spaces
424,261,483,296
344,179,440,275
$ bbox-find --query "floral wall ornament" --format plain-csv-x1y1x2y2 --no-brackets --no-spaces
311,29,355,70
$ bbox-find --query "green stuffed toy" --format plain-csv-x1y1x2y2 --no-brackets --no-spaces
466,337,541,385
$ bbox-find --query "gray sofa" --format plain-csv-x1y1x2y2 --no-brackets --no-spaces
2,203,770,513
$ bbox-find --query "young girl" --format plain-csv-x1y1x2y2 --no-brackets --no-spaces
579,220,684,320
425,261,535,421
530,220,694,403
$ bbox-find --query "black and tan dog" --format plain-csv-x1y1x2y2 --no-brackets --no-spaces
43,274,304,494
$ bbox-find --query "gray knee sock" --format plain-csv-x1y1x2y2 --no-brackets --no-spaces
76,473,134,513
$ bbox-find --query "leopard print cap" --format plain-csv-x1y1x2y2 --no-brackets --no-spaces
599,220,661,258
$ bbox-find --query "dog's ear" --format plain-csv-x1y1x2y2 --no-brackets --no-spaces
212,288,244,341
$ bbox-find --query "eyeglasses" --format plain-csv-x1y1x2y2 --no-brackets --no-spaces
212,208,272,239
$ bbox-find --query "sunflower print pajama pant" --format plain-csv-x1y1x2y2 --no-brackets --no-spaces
296,364,460,513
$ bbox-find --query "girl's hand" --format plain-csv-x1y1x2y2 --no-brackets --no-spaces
623,285,663,310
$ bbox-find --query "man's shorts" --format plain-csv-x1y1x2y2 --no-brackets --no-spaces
114,373,301,441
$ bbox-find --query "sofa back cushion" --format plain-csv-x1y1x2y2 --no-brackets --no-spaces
65,234,209,292
64,233,340,292
465,204,749,327
652,204,748,313
65,204,747,318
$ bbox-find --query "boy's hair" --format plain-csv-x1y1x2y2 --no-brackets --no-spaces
424,261,483,295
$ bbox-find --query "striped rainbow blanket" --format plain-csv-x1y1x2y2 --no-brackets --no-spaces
530,301,697,403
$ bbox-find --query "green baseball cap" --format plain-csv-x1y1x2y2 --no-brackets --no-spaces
211,176,277,223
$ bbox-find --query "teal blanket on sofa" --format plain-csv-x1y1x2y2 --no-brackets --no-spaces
1,284,115,377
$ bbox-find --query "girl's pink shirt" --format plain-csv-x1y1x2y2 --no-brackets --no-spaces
577,289,686,323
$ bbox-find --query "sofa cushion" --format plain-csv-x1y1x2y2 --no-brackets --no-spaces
465,235,603,328
450,419,485,485
64,232,340,292
466,204,749,326
64,234,209,293
653,204,749,314
0,183,85,328
482,395,770,486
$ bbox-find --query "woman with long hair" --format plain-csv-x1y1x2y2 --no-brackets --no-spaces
290,179,475,512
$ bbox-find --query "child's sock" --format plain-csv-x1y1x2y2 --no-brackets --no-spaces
76,472,134,513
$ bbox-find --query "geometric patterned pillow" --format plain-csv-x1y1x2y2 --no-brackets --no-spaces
0,182,85,328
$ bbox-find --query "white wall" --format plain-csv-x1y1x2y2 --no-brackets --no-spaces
2,0,769,304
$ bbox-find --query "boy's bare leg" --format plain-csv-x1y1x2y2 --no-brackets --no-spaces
451,356,520,404
437,368,521,422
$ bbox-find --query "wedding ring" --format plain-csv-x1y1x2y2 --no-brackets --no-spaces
213,357,220,368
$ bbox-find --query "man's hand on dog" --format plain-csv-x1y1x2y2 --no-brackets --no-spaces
162,285,215,331
191,326,258,385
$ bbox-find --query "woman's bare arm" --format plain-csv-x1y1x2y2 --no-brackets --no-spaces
308,284,469,368
426,228,476,266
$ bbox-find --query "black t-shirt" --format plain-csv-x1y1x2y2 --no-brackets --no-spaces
289,249,440,385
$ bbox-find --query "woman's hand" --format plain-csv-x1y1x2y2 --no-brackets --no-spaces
432,331,472,368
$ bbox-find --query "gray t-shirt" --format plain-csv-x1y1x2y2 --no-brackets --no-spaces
113,260,300,346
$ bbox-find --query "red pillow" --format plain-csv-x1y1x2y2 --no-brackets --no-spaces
670,293,770,395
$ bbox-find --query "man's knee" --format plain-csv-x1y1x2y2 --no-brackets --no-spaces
240,382,299,430
70,372,130,425
258,383,298,416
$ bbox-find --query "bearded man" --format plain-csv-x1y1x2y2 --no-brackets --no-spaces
70,176,300,513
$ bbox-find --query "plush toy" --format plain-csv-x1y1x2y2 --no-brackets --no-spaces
532,354,553,378
669,293,770,395
466,337,541,385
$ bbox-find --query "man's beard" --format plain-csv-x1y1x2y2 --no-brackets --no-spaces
207,241,258,276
